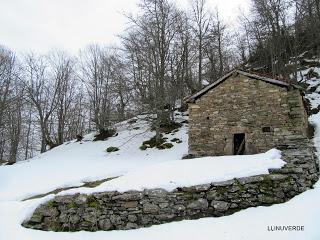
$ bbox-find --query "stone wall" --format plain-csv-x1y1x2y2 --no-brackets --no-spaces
23,136,319,232
188,73,309,156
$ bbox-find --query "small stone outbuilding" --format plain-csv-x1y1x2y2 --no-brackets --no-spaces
185,70,309,156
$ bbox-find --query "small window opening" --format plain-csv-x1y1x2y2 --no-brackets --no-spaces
234,133,245,155
262,126,271,132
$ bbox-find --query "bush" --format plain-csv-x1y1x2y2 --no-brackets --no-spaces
151,121,182,134
76,135,83,142
106,147,119,153
139,145,147,151
171,138,179,142
171,138,183,143
157,143,174,150
142,135,165,148
93,128,116,141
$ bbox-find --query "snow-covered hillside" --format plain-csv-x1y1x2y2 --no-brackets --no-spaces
0,113,189,201
1,67,320,240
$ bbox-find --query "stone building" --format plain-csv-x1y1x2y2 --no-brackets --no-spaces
185,70,309,156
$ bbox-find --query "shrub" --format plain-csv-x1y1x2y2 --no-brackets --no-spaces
93,128,116,141
142,135,165,148
157,143,173,150
106,147,119,153
139,145,147,151
171,138,180,142
151,121,182,134
171,138,183,143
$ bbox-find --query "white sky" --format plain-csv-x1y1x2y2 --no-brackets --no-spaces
0,0,250,54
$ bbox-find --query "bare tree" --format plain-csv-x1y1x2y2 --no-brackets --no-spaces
24,54,59,152
79,45,115,132
124,0,181,140
191,0,210,88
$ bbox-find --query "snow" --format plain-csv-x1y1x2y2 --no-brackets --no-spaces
61,149,284,194
0,114,188,201
1,67,320,240
1,183,320,240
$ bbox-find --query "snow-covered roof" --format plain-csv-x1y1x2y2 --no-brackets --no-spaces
185,70,302,103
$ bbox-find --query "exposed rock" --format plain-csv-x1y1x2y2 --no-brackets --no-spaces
211,200,230,211
125,222,138,230
122,201,138,209
127,215,138,222
143,203,160,213
187,199,208,210
98,219,112,230
112,191,143,201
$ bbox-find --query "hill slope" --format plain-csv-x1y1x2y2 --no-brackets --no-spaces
1,68,320,240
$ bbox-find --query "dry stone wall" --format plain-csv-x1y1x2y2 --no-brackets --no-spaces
188,74,309,156
23,136,319,232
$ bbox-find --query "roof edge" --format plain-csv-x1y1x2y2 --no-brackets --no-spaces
185,70,302,103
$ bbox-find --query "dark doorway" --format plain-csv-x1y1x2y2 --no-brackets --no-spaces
234,133,245,155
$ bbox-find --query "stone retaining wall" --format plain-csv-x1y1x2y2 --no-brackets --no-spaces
23,136,319,232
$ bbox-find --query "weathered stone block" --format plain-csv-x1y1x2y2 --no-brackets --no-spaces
211,200,230,211
187,199,208,210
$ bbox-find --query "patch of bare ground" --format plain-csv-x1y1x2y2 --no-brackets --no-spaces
22,177,118,201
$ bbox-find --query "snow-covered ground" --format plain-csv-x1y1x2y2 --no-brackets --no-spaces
0,115,188,202
61,149,284,195
1,68,320,240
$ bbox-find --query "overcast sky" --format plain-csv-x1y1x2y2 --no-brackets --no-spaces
0,0,249,54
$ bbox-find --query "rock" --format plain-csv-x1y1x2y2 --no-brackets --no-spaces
258,194,276,204
212,179,235,187
156,214,175,221
74,194,88,204
193,184,211,191
173,204,186,211
269,174,288,181
237,176,265,185
28,213,43,224
230,203,238,208
109,215,122,225
122,201,138,209
55,195,74,204
36,205,59,218
228,185,241,193
159,202,169,209
69,215,80,224
187,199,208,210
211,200,230,211
206,190,224,201
59,213,69,223
124,222,138,230
181,184,211,192
83,212,97,223
128,215,138,222
98,219,112,230
145,188,168,198
112,191,143,201
143,203,160,213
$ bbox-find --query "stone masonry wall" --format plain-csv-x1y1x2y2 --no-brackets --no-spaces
188,73,309,156
23,136,319,232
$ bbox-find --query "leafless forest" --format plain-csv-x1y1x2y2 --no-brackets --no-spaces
1,0,319,164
